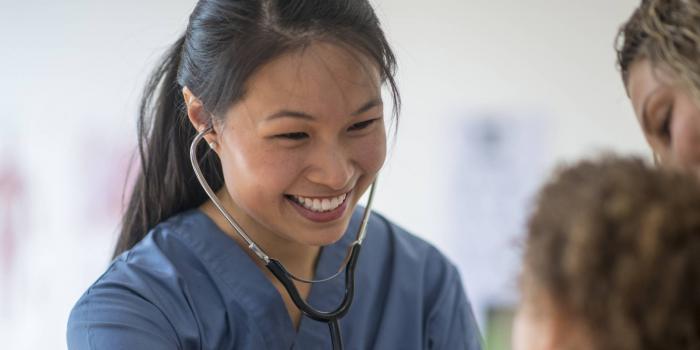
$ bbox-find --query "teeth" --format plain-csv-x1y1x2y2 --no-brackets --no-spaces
291,193,348,212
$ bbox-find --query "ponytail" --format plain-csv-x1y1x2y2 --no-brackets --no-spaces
113,35,223,258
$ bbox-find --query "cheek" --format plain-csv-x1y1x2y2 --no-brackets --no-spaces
670,99,700,168
353,131,387,173
221,137,304,202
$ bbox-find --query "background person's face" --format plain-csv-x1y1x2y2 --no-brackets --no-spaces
212,42,387,248
627,59,700,176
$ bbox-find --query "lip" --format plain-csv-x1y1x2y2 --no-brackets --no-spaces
286,190,352,223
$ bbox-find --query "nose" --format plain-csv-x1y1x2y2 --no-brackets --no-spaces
305,144,355,191
670,112,700,171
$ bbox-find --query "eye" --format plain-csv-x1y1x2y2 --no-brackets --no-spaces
348,118,378,131
274,132,308,140
657,105,673,143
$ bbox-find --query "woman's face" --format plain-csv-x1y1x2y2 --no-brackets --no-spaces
209,42,386,247
627,59,700,176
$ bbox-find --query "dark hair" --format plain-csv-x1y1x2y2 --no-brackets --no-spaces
114,0,400,258
523,155,700,350
616,0,700,101
616,2,647,84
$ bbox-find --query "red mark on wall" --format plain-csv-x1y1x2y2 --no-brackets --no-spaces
0,158,24,279
80,139,138,228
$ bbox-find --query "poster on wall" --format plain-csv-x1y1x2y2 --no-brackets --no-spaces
449,111,551,349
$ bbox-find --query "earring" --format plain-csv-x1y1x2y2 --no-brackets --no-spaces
208,141,217,149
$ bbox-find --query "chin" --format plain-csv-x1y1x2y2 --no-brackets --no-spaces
300,219,353,246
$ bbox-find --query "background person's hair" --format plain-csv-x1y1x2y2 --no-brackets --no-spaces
523,156,700,350
114,0,401,258
616,0,700,101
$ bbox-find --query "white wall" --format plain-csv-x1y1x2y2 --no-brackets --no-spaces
369,0,645,330
0,1,642,348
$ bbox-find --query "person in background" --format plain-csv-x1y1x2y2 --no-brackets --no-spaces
617,0,700,176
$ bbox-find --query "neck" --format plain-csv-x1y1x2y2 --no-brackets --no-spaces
200,188,321,279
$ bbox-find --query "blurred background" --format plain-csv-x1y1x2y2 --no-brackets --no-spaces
0,0,644,349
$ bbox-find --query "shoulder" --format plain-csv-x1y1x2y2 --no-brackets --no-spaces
67,210,218,349
362,209,457,270
379,215,484,349
355,210,481,348
88,210,206,295
360,209,462,297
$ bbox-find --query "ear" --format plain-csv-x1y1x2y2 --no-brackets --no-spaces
540,311,563,350
545,307,589,350
183,86,219,150
513,291,580,350
513,299,560,350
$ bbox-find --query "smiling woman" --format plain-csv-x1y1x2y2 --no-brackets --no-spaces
66,1,481,349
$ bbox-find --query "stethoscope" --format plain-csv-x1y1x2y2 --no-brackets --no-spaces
189,127,377,350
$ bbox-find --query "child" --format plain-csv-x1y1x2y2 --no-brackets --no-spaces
514,156,700,350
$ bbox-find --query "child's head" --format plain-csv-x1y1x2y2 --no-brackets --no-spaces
514,156,700,350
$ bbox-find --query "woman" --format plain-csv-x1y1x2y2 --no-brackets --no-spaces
66,0,481,349
513,156,700,349
617,0,700,175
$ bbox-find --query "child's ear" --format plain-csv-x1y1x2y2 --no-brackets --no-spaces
513,292,579,350
545,307,591,350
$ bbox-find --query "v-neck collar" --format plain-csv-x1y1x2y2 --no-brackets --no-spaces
294,211,360,348
174,209,362,349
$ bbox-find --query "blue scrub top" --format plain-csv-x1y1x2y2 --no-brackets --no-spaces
67,208,482,349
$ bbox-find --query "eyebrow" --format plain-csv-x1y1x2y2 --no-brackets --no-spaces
264,98,383,121
352,98,383,116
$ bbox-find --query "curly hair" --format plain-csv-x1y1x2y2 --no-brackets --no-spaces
616,0,700,102
523,156,700,350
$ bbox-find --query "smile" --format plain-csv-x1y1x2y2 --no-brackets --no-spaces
287,193,349,213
